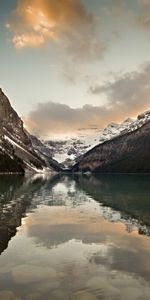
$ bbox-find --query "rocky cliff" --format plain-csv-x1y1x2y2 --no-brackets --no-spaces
0,89,61,173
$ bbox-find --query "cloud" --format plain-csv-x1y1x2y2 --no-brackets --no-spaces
103,0,150,33
24,63,150,137
90,63,150,115
137,0,150,30
6,0,105,61
24,102,109,137
138,0,150,5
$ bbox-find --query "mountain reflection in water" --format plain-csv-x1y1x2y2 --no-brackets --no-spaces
0,174,150,300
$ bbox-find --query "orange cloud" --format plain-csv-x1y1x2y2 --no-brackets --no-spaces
6,0,104,60
7,0,61,49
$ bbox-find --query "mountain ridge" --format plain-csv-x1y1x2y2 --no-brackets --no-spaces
41,109,150,168
72,118,150,173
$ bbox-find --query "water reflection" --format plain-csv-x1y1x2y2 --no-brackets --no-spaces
75,174,150,234
0,174,150,300
0,174,58,254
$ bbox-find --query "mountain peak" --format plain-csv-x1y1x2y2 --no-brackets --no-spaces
0,88,10,105
138,110,150,120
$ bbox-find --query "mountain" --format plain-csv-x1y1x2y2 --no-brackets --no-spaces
27,133,63,171
43,111,150,168
72,117,150,173
0,89,61,173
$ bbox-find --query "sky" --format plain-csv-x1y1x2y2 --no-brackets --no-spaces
0,0,150,138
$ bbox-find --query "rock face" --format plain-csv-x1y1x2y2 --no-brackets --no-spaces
0,89,61,173
0,89,31,147
72,120,150,173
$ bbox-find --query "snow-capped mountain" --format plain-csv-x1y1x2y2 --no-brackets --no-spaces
43,110,150,168
72,117,150,173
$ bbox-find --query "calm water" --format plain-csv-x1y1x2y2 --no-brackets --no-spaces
0,174,150,300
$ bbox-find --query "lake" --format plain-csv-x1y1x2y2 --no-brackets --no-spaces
0,174,150,300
